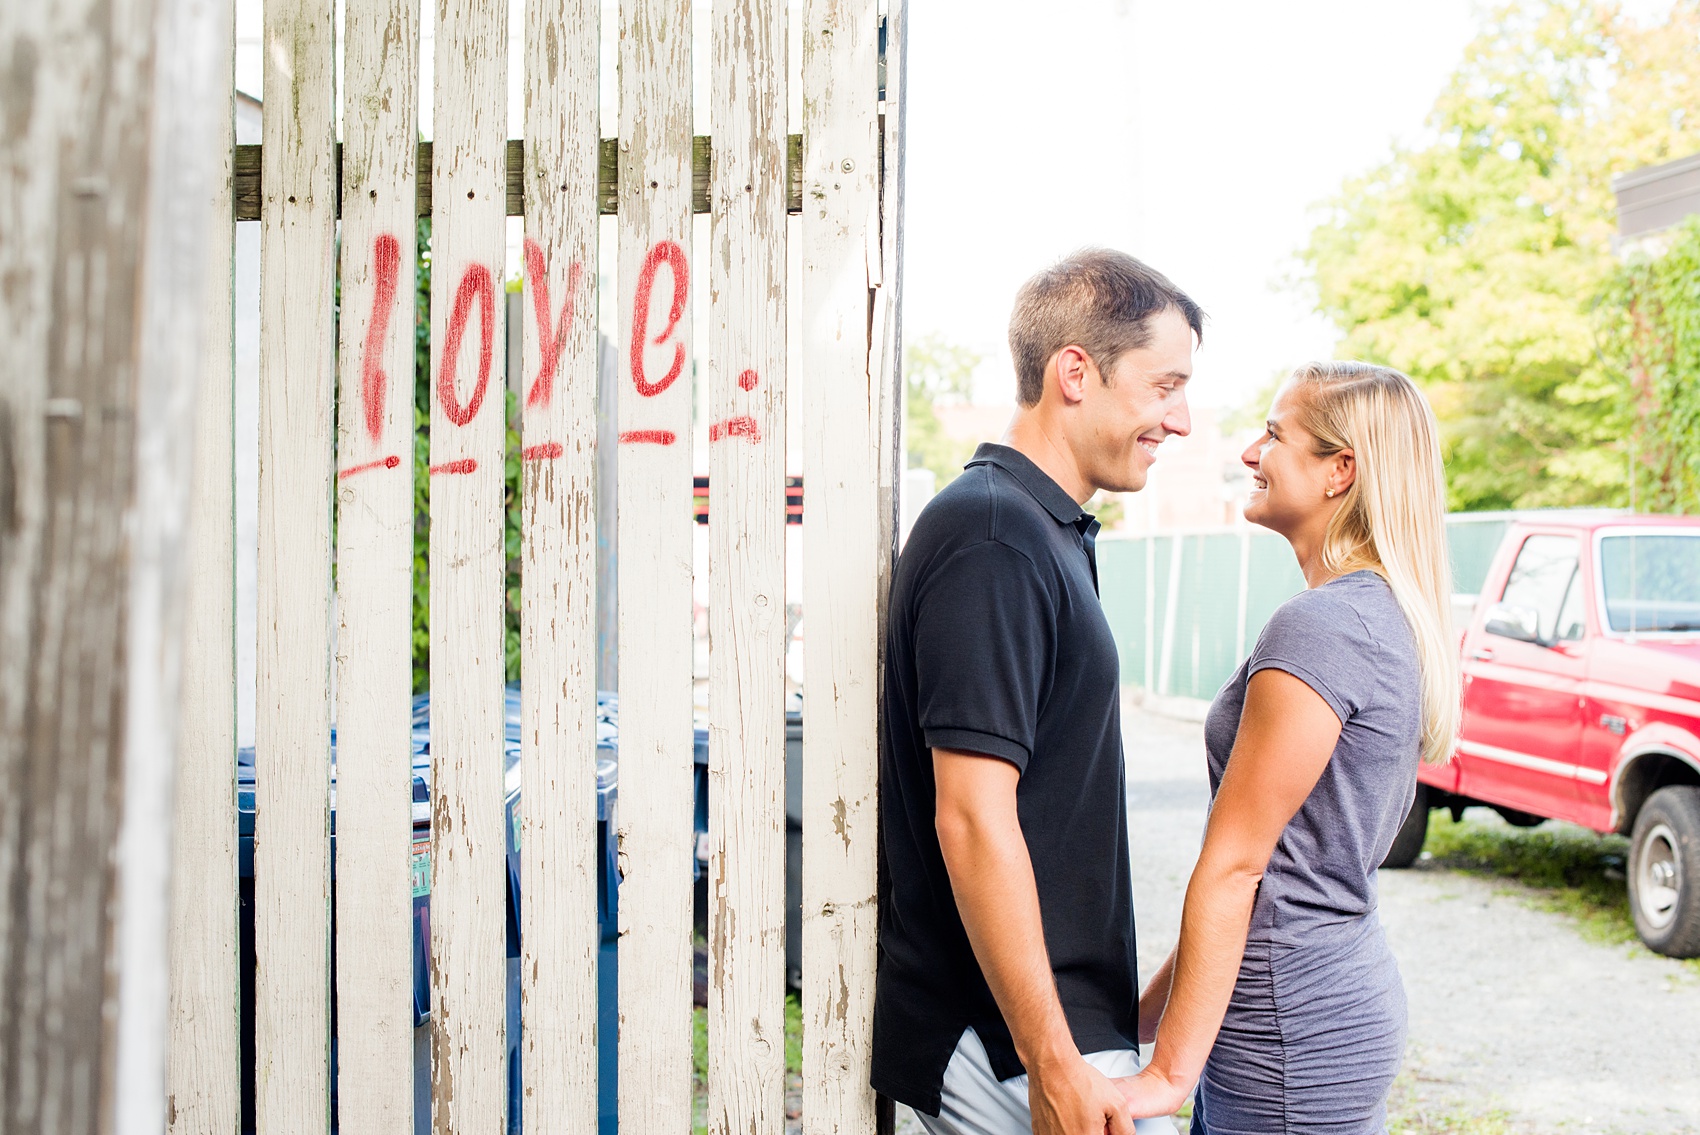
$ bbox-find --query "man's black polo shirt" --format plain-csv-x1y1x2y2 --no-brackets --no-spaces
872,443,1137,1115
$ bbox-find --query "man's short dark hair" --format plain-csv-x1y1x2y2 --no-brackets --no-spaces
1007,248,1204,407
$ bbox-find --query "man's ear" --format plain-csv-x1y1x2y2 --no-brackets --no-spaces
1053,345,1091,405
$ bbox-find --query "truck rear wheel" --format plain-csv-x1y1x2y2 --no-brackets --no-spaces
1382,782,1430,869
1629,785,1700,959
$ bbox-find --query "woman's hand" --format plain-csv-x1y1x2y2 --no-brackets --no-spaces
1113,1065,1191,1121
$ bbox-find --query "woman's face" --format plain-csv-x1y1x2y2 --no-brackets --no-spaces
1241,383,1348,535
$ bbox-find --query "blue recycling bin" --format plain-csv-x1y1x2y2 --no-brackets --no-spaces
236,685,699,1135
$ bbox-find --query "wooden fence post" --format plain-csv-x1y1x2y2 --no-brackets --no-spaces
334,0,422,1130
254,0,337,1129
167,0,241,1129
615,1,699,1130
708,1,790,1133
0,0,223,1129
799,2,881,1132
520,0,602,1130
428,2,509,1132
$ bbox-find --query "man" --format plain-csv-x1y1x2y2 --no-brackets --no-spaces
873,248,1201,1135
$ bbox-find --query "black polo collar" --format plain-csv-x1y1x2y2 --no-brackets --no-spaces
966,443,1091,527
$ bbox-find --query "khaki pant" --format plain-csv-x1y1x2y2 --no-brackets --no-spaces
916,1027,1180,1135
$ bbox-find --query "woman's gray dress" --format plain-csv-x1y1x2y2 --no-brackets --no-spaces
1193,570,1419,1135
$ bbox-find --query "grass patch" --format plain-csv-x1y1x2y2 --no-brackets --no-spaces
1420,811,1700,976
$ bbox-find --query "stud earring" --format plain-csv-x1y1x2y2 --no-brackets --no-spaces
1326,489,1336,498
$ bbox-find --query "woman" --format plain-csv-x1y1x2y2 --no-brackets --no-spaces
1117,362,1458,1133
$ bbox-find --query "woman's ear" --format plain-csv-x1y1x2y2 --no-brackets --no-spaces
1330,448,1357,496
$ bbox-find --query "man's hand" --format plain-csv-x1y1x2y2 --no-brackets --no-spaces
1113,1065,1190,1123
1029,1054,1136,1135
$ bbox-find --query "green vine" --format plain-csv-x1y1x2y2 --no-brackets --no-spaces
1602,215,1700,514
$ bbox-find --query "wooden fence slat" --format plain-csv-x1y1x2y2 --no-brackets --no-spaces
798,3,881,1131
428,2,509,1133
707,3,789,1134
873,10,907,1131
519,0,601,1132
614,1,697,1131
334,0,420,1131
167,0,240,1128
255,0,338,1130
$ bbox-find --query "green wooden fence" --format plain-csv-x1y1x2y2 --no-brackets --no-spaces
1099,513,1519,701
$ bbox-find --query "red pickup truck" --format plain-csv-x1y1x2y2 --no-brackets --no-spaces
1383,514,1700,958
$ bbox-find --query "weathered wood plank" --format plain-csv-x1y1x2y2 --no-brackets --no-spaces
0,0,211,1127
873,8,907,1131
254,0,338,1130
428,2,509,1133
798,3,881,1132
114,0,231,1120
230,133,804,219
519,0,600,1132
614,2,696,1132
333,0,420,1132
707,3,789,1135
167,0,241,1129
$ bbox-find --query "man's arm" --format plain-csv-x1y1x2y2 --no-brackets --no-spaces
933,748,1134,1135
1136,946,1177,1045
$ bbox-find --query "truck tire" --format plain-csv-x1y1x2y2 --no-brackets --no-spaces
1492,806,1545,828
1629,785,1700,959
1382,783,1430,869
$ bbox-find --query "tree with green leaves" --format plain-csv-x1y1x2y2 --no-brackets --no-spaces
905,334,982,490
1299,0,1700,511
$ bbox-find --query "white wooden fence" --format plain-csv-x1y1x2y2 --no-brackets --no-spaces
165,2,905,1133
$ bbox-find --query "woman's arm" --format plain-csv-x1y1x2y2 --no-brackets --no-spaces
1117,668,1344,1117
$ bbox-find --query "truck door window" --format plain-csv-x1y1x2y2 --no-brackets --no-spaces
1600,533,1700,632
1497,535,1580,644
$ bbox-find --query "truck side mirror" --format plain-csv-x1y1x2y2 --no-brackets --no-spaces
1483,602,1543,645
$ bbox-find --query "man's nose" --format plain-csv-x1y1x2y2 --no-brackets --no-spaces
1163,393,1192,439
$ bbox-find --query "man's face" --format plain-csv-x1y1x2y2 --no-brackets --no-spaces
1070,307,1194,494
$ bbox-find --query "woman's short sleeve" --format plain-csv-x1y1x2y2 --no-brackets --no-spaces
1247,587,1379,725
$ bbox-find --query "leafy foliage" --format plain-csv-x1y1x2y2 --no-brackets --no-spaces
1299,0,1700,511
905,334,982,489
1601,216,1700,512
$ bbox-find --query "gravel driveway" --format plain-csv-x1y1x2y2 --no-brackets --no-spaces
894,695,1700,1134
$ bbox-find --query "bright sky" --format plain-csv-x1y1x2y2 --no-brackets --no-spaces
903,0,1484,411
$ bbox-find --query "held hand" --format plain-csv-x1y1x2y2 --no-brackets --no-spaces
1028,1054,1138,1135
1113,1065,1191,1122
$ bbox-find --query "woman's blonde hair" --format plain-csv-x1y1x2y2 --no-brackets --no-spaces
1286,362,1459,765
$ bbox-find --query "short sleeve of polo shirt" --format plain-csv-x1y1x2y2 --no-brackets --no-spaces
1247,586,1378,725
912,539,1054,773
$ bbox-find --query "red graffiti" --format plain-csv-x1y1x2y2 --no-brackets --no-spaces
437,263,495,427
338,454,401,479
738,369,759,391
521,442,563,461
619,429,678,445
522,239,583,410
429,458,478,476
708,415,761,443
630,241,688,398
360,233,402,442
